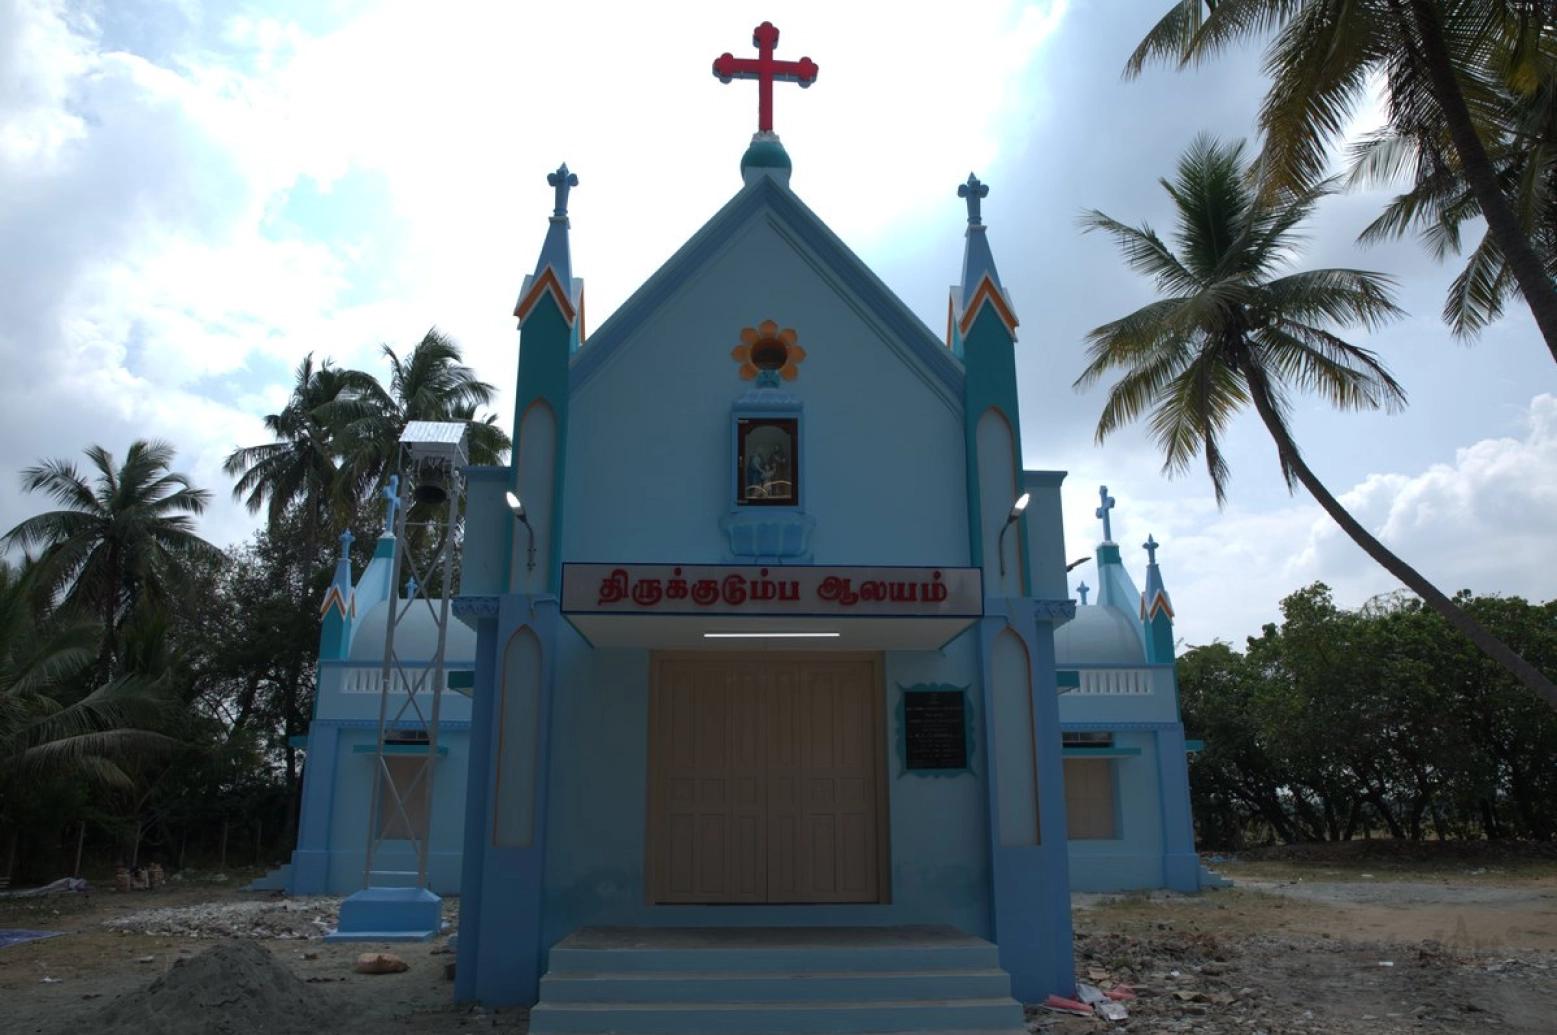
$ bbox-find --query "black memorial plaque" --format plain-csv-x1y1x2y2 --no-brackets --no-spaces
904,689,968,771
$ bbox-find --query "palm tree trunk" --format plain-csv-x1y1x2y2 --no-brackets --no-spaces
1402,0,1557,363
1245,369,1557,712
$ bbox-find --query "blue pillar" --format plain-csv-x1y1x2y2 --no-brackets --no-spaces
455,609,497,1003
456,598,559,1006
1029,612,1076,994
1156,725,1200,891
979,601,1075,1003
290,723,340,894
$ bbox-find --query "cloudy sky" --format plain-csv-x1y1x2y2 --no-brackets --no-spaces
2,0,1553,647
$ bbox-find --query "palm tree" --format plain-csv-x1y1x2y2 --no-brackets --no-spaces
0,560,174,799
3,441,218,676
328,328,511,503
1348,68,1557,337
1077,135,1557,710
225,353,377,546
1127,1,1557,365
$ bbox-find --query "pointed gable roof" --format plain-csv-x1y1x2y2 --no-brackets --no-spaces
567,175,964,403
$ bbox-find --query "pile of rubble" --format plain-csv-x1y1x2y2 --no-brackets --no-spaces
1031,929,1250,1031
103,897,342,940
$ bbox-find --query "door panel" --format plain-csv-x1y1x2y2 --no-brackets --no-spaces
649,656,882,904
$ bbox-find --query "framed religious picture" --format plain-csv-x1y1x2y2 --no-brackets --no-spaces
736,417,798,506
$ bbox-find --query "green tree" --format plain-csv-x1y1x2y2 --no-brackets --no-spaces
1128,1,1557,364
0,561,176,873
225,353,376,551
1349,67,1557,338
1078,134,1557,709
328,328,511,505
2,440,218,676
1178,641,1295,846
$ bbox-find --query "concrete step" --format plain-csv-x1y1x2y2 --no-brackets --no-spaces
527,997,1025,1034
546,929,999,976
539,967,1014,1004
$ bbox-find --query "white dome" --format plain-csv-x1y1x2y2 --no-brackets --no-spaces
349,600,478,662
1054,604,1145,666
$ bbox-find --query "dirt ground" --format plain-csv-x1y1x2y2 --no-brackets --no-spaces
0,854,1552,1034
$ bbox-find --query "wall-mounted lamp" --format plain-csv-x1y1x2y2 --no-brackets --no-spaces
997,492,1030,577
505,491,536,572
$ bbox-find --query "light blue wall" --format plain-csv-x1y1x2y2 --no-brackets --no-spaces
1064,730,1165,892
564,217,969,568
461,467,511,596
538,625,994,944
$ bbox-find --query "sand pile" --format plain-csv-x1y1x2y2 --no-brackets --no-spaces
87,940,336,1035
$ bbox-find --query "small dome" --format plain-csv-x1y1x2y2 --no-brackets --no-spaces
349,600,478,662
741,134,792,186
1054,604,1145,666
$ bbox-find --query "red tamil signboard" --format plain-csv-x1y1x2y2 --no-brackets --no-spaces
561,564,983,618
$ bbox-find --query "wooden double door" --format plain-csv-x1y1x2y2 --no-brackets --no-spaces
647,654,887,904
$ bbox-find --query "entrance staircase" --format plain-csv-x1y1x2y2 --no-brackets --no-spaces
527,925,1027,1034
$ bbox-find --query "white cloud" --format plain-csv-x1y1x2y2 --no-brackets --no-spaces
0,0,1068,554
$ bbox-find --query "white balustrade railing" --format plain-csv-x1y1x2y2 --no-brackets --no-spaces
1071,667,1155,696
325,663,475,696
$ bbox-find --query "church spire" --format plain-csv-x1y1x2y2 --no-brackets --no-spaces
947,173,1017,356
1140,533,1176,662
318,529,355,658
514,163,585,352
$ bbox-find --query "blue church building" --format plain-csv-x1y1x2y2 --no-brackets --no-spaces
1056,491,1210,893
262,22,1214,1031
449,92,1082,1022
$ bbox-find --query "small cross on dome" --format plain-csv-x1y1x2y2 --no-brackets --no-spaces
548,163,578,219
958,173,989,226
1077,581,1090,606
1096,485,1116,541
1143,534,1160,565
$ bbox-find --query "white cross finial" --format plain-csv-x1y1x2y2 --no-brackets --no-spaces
1096,485,1116,541
382,475,401,536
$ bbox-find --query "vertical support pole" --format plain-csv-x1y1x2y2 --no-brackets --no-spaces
363,463,410,887
417,465,461,888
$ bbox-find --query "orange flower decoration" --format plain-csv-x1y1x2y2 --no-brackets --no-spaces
730,320,807,381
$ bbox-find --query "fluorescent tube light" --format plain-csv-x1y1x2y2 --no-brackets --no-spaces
702,632,841,639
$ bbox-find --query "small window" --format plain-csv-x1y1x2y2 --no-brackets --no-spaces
1064,757,1117,840
1063,731,1114,748
736,417,798,506
378,756,431,840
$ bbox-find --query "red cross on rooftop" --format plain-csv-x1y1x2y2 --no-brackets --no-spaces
712,21,818,135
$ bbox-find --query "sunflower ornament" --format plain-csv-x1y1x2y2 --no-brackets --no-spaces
731,320,806,381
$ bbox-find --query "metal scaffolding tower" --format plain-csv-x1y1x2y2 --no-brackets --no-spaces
359,420,468,892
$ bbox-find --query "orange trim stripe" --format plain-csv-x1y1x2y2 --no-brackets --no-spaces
958,275,1018,337
514,266,577,326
